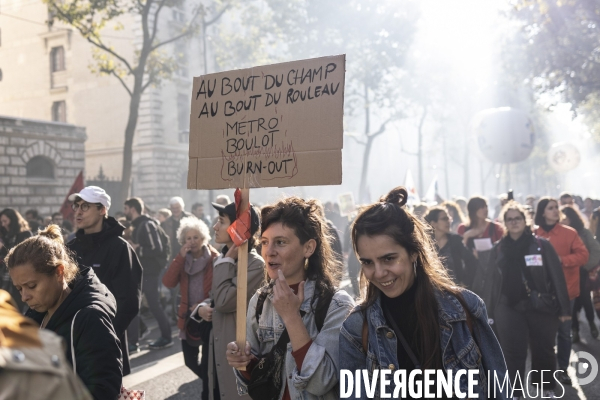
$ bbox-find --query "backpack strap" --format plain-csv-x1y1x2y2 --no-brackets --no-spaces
313,286,335,332
254,284,273,325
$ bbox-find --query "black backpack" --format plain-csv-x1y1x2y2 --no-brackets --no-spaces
137,218,171,264
154,223,171,264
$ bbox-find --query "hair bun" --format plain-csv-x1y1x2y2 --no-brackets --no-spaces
382,187,408,207
39,224,64,244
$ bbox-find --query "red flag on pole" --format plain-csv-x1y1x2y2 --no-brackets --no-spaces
227,188,252,246
60,170,85,223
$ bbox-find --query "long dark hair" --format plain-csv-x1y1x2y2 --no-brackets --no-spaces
352,187,463,370
260,197,342,311
534,197,559,226
466,197,487,229
561,205,585,233
0,208,30,237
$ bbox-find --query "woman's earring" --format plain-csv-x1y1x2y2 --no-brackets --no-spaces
413,261,417,277
304,258,309,270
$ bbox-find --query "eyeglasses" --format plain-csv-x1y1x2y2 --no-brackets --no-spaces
71,202,101,212
505,216,524,224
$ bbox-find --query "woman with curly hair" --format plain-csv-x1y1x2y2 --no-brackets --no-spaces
226,197,355,400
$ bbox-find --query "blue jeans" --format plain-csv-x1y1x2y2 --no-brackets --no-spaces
557,299,575,369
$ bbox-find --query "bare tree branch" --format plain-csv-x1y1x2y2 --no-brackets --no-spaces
345,134,367,146
87,37,135,74
149,0,168,45
48,4,135,74
205,2,232,26
141,75,154,92
150,5,202,52
367,116,393,139
108,70,133,96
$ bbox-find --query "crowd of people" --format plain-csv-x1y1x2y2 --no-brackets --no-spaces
2,184,600,399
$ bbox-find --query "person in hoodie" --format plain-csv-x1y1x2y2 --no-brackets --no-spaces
424,206,478,289
5,224,123,399
124,196,173,350
67,186,142,376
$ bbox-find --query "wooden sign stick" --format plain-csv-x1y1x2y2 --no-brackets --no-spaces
235,187,250,370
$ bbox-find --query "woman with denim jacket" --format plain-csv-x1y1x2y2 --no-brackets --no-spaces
339,187,510,400
488,201,570,398
226,197,355,400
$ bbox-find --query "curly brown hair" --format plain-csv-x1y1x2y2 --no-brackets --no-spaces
260,196,343,312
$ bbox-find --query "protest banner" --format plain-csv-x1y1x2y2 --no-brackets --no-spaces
338,192,356,217
188,55,345,367
188,54,345,189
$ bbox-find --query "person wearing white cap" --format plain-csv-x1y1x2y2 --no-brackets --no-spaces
66,186,143,376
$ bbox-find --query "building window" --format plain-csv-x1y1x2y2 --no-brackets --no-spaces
27,156,55,179
50,46,65,72
52,101,66,122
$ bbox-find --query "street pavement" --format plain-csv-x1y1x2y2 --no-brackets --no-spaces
124,282,600,399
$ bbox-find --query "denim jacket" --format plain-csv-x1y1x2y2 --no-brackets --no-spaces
339,288,511,399
234,279,355,399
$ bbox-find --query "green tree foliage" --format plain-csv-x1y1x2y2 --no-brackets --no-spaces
263,0,420,202
507,0,600,112
44,0,215,204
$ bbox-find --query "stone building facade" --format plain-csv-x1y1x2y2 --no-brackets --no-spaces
0,0,211,212
0,115,86,216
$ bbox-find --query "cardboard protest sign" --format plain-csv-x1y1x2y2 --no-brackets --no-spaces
338,192,356,216
188,55,345,189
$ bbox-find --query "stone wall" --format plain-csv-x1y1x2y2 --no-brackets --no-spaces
0,115,86,216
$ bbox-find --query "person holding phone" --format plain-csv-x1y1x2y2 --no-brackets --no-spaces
226,197,354,400
162,217,218,400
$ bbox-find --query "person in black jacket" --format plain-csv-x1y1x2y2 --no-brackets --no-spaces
424,206,478,288
486,201,570,398
125,196,173,350
66,186,142,376
5,224,122,400
0,208,33,312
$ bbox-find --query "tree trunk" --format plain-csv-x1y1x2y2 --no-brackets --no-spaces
359,136,374,204
417,105,427,196
463,123,470,197
442,129,450,199
118,72,144,210
358,82,371,203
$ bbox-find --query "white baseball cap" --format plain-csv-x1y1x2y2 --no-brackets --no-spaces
68,186,111,210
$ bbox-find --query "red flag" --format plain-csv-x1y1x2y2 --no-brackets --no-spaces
227,188,252,246
60,170,85,223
